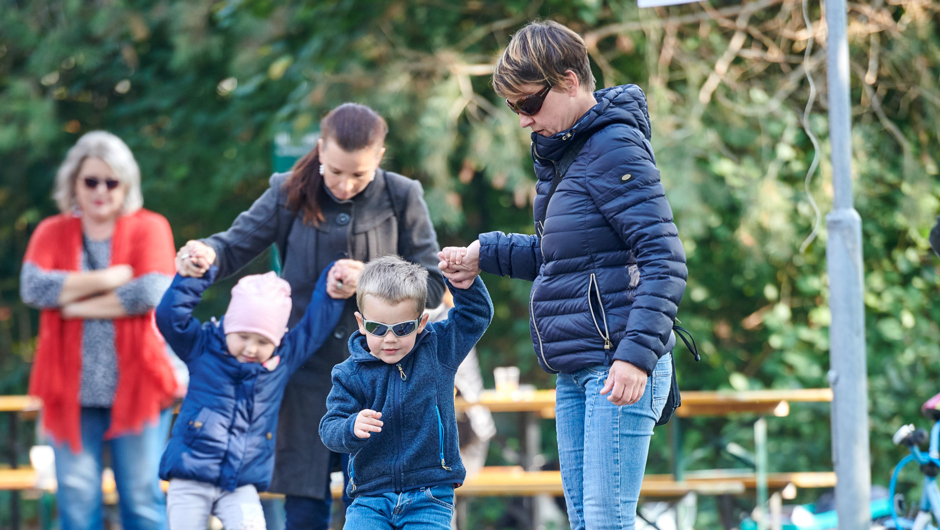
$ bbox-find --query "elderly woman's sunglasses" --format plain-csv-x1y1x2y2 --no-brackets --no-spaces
506,85,552,117
83,177,121,191
363,318,420,338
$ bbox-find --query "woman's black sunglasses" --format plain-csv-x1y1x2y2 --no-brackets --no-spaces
83,177,121,191
363,318,420,338
506,85,552,117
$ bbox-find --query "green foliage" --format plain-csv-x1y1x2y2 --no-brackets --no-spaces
3,0,940,526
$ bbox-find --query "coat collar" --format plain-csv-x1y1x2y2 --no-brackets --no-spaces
316,168,393,233
531,84,653,165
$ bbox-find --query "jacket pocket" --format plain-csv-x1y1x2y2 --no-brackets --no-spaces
529,279,557,373
436,407,452,471
348,454,357,493
587,273,613,353
650,354,673,416
182,407,229,456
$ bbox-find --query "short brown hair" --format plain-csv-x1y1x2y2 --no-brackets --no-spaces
356,255,429,316
283,103,388,225
493,20,596,99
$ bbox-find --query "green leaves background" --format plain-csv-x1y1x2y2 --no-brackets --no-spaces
2,0,940,526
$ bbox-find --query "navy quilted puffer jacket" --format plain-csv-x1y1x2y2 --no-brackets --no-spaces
479,84,687,375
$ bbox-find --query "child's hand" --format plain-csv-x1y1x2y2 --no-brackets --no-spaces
437,240,481,289
354,409,383,439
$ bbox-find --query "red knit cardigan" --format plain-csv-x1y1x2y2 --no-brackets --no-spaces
23,209,179,452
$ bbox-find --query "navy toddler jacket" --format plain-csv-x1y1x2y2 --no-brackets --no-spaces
319,277,493,498
479,84,687,376
155,265,343,492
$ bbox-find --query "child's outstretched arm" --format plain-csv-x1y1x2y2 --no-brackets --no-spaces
319,368,376,453
431,277,494,370
280,263,345,373
155,266,219,364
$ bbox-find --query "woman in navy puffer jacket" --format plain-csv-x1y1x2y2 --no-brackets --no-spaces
439,21,687,530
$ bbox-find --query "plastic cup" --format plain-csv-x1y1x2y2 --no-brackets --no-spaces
494,366,520,395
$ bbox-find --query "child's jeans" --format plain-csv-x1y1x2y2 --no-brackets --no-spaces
343,486,455,529
167,479,266,530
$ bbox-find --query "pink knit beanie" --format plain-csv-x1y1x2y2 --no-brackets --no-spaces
224,272,292,346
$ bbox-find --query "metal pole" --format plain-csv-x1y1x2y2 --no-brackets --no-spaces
825,0,871,527
755,418,768,530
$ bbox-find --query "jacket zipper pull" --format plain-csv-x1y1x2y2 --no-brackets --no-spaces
604,339,612,350
397,364,407,381
442,459,452,471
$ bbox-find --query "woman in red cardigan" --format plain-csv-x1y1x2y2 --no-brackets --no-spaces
20,131,178,530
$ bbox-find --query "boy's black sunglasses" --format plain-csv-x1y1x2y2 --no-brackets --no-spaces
363,318,420,338
506,85,552,116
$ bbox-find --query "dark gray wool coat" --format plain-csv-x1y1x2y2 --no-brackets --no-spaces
204,169,445,498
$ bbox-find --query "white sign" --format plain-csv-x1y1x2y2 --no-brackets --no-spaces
638,0,702,6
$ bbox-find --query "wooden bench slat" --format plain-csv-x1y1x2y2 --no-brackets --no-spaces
0,466,834,499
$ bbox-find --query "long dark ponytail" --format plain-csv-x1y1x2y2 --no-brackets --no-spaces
283,103,389,225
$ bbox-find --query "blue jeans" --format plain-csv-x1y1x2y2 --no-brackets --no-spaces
343,486,454,530
555,354,672,530
283,452,351,530
52,407,172,530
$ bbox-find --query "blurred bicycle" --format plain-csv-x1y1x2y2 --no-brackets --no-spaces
888,392,940,529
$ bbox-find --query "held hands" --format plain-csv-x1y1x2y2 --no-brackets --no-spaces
354,409,383,439
326,259,364,300
176,241,216,277
437,240,481,289
600,360,648,406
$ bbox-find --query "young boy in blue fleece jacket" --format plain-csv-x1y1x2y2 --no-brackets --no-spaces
155,265,343,529
319,255,493,529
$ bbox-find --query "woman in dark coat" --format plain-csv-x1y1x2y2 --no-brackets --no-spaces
176,103,445,529
440,21,687,530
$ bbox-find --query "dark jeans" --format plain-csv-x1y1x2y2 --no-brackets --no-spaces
284,452,351,530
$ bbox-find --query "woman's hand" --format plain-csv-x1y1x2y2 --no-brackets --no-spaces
106,264,135,289
326,259,364,299
176,241,216,277
354,409,383,439
438,240,481,289
600,360,648,406
60,292,127,320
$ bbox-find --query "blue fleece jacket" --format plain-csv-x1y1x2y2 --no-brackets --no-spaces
319,277,493,498
155,265,343,492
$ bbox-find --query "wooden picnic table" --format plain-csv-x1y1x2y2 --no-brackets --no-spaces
455,386,834,529
454,387,832,417
0,396,41,413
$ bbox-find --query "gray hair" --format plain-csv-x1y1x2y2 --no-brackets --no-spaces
53,131,143,214
356,255,429,315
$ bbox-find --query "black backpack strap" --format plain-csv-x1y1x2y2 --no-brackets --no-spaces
383,170,409,255
673,324,700,362
536,131,594,241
